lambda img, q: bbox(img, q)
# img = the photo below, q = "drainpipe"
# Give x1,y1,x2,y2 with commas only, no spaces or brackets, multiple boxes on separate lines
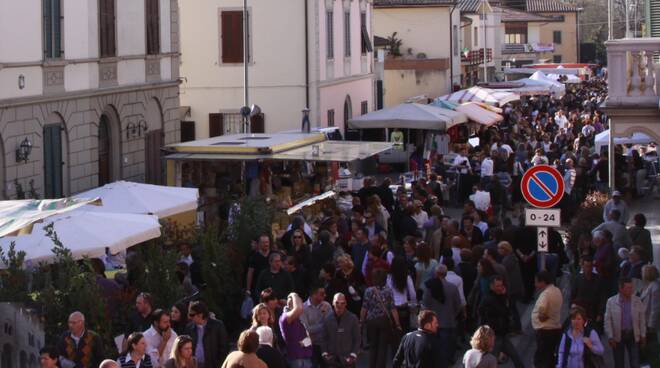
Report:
304,0,310,111
450,3,457,90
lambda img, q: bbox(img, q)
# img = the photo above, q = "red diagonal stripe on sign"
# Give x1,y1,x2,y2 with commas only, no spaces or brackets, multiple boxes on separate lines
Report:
530,173,555,199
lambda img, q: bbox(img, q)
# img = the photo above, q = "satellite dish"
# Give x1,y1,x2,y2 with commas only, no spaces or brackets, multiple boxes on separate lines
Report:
250,104,262,117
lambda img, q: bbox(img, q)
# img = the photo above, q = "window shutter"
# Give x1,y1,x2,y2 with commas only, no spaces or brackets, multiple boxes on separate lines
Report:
361,23,372,53
221,11,244,63
53,0,62,57
180,121,196,142
146,0,160,55
326,11,334,59
553,31,561,44
100,0,116,57
43,0,53,58
209,113,224,137
344,12,351,57
146,0,152,53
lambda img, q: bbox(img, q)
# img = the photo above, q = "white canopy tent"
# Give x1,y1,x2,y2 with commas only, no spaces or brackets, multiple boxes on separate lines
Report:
595,129,656,152
454,103,503,126
513,75,565,97
547,65,582,84
73,181,199,218
0,210,161,267
0,197,100,237
436,86,520,105
529,71,567,91
347,103,467,131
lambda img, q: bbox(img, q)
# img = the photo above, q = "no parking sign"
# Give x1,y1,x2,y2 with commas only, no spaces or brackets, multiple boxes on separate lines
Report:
521,165,564,256
521,165,564,208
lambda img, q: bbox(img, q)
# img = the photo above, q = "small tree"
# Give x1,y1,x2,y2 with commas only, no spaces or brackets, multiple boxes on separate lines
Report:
0,242,30,304
386,32,403,57
132,239,184,309
200,197,273,332
34,225,112,352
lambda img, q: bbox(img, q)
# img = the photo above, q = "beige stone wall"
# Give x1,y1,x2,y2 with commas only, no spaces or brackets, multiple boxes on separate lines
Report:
383,69,448,107
0,84,180,199
538,12,578,63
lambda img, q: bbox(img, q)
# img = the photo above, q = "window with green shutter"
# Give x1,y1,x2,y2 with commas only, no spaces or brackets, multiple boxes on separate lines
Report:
43,0,63,59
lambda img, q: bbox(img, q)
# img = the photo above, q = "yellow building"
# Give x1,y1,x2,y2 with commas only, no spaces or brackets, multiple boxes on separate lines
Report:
528,0,580,63
373,0,461,107
499,0,581,66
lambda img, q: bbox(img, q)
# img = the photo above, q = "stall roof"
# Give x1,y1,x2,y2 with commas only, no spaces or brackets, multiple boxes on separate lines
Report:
347,103,467,130
165,141,394,162
165,132,326,154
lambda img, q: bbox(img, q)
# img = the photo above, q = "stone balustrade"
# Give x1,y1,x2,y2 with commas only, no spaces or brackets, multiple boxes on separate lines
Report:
606,37,660,107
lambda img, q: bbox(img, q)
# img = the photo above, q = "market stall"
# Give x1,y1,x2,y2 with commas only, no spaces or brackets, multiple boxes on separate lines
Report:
164,132,393,226
74,181,199,225
594,129,656,153
347,103,467,166
436,86,520,105
0,197,100,237
453,102,503,126
0,209,161,267
346,103,467,131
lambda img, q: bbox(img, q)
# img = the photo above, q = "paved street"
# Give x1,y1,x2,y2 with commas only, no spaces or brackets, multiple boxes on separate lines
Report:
356,196,660,368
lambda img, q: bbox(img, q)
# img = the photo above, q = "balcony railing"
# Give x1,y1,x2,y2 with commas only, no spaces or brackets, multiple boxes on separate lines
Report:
606,38,660,107
461,48,493,65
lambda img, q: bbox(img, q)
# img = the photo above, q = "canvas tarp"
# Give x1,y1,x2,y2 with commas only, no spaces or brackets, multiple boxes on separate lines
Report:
347,103,467,131
436,86,520,105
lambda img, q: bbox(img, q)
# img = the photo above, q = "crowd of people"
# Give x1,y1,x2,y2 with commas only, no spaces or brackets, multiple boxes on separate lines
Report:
35,76,660,368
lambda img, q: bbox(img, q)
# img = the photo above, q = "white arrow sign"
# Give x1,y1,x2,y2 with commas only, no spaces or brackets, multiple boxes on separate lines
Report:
537,227,549,252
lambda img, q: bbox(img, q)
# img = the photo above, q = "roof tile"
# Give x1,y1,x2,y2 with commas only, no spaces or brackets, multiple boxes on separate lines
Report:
525,0,579,12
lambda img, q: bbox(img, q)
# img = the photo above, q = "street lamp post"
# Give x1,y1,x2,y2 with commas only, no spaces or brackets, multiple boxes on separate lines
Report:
243,0,249,133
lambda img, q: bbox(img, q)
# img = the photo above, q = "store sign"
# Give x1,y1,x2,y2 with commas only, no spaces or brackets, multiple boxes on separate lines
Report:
531,43,555,52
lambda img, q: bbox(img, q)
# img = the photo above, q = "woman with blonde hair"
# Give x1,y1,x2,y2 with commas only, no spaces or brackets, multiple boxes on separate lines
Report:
163,335,197,368
463,325,497,368
335,253,366,315
251,303,274,329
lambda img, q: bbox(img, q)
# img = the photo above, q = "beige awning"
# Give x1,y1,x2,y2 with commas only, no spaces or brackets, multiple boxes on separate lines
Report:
165,141,394,162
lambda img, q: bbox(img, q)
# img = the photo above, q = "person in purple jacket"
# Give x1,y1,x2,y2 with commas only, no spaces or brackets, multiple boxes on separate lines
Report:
279,292,313,368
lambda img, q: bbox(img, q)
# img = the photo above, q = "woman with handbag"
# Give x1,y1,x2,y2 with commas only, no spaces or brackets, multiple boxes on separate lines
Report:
556,306,605,368
360,268,401,368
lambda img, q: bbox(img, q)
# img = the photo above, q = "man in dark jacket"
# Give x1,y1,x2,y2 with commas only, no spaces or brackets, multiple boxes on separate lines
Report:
570,256,605,322
393,310,444,368
186,301,229,368
478,276,524,368
321,293,361,367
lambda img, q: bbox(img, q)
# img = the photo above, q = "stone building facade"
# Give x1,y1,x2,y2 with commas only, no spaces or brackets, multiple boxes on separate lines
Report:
0,0,181,200
0,303,44,368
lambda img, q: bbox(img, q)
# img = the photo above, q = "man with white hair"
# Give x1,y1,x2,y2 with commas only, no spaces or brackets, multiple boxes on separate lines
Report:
255,326,286,368
98,360,119,368
56,311,105,368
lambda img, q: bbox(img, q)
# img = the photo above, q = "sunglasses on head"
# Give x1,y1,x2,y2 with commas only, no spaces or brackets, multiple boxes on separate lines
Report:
188,313,197,318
